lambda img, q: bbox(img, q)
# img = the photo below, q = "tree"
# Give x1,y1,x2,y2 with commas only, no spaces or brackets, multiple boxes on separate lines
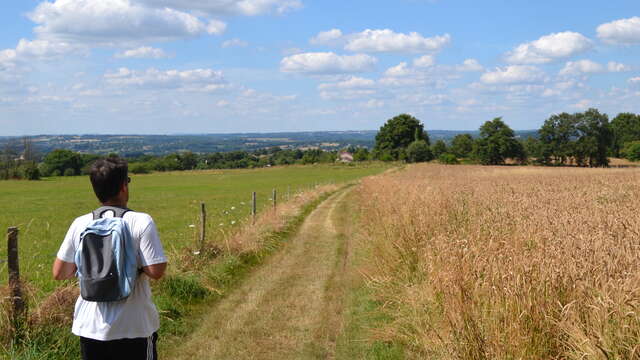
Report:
406,140,433,163
622,141,640,162
374,114,429,161
42,149,83,176
450,134,474,158
538,113,578,165
431,140,448,158
611,112,640,157
353,148,370,161
573,108,612,167
473,117,525,165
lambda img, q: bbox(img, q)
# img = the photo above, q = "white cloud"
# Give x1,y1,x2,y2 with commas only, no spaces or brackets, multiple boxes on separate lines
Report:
114,46,169,58
345,29,450,53
310,29,343,45
607,61,631,72
222,38,249,48
481,65,545,84
413,55,435,68
280,52,377,74
384,62,413,77
362,99,384,108
318,76,375,90
506,31,593,64
29,0,226,45
559,60,604,76
629,77,640,83
319,89,375,100
456,58,483,72
137,0,303,16
597,17,640,45
0,39,84,67
104,67,227,92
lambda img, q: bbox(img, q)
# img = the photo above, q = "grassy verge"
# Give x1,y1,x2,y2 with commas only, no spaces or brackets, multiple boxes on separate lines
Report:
331,188,405,360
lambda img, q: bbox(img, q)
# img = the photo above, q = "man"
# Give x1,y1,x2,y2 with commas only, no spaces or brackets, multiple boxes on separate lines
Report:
53,157,167,360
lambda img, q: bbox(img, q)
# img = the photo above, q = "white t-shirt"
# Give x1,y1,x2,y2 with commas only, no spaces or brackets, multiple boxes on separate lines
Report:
56,210,167,341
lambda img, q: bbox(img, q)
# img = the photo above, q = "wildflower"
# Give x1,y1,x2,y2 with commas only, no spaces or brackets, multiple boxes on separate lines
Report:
193,251,201,255
188,224,195,228
231,220,236,225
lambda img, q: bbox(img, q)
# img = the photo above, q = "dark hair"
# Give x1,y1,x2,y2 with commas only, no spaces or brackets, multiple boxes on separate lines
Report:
90,157,128,203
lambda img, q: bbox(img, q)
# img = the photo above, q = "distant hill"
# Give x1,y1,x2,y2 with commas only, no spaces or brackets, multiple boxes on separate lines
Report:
0,130,539,156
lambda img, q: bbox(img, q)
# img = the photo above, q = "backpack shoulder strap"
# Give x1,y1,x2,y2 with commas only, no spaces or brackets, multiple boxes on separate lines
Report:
92,206,132,220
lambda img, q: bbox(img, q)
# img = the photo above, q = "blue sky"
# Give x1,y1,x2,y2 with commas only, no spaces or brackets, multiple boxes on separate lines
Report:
1,0,639,135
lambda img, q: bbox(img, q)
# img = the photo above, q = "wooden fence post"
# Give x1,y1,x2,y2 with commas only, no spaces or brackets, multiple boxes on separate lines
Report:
7,227,25,336
252,192,257,224
272,189,277,210
199,203,206,253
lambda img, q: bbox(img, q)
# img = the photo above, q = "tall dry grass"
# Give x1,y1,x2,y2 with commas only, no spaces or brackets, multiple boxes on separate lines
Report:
358,164,640,359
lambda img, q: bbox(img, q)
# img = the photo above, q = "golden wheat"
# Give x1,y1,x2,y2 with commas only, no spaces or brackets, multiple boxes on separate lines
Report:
358,164,640,359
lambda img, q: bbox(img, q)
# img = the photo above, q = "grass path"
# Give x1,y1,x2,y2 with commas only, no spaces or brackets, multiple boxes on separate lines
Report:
165,188,358,360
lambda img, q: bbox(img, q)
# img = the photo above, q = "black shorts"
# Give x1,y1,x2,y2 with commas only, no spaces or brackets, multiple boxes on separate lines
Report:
80,332,158,360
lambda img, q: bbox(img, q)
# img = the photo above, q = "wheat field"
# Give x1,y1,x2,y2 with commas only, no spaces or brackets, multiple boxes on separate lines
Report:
358,164,640,359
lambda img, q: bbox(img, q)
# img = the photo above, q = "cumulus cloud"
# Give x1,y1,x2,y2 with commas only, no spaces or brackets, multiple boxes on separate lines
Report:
629,77,640,83
384,62,413,77
317,76,375,90
222,38,249,48
29,0,226,45
413,55,435,68
480,65,545,84
137,0,303,16
0,39,84,66
104,67,227,92
280,52,377,74
607,61,631,72
559,60,632,76
597,17,640,45
456,58,484,72
506,31,593,64
559,60,604,76
310,29,343,45
114,46,170,58
345,29,450,53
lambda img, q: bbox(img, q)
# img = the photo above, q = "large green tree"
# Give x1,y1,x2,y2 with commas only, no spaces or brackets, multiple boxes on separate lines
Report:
43,149,84,176
611,112,640,157
538,109,612,167
450,134,474,158
374,114,429,161
473,117,525,165
573,108,613,167
538,112,577,165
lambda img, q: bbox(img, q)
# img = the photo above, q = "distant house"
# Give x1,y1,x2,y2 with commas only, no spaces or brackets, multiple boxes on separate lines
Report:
338,152,353,163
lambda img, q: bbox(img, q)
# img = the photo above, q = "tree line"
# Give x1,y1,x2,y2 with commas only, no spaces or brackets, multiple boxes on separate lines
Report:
372,109,640,167
0,145,373,180
3,108,639,181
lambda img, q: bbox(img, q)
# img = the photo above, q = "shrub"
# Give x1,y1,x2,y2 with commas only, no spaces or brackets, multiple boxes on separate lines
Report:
438,153,459,164
63,168,76,176
406,140,433,163
130,162,151,174
22,163,41,180
622,141,640,162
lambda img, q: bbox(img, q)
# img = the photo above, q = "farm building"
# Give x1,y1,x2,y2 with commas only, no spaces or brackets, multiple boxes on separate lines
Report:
337,152,353,163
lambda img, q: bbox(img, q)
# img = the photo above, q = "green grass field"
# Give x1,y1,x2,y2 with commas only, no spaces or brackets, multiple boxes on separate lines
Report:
0,163,389,297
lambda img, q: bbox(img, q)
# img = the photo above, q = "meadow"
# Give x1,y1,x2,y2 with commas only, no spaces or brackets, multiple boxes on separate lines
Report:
358,164,640,359
0,163,388,298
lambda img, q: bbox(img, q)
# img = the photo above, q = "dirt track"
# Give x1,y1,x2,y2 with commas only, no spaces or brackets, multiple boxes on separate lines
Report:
167,188,354,360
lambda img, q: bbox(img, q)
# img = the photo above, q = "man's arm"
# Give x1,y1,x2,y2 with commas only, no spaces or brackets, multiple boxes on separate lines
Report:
142,262,167,280
53,258,77,280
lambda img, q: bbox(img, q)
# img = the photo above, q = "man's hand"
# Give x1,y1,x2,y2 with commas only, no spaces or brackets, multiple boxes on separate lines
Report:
53,258,77,280
142,262,167,280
